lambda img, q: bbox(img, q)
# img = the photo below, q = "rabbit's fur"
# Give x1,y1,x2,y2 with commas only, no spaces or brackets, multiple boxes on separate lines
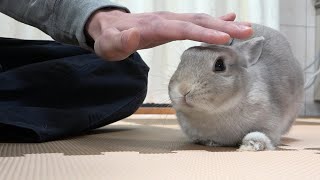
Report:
168,24,304,151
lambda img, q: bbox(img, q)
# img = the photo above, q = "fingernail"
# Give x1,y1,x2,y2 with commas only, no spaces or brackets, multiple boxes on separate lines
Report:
239,25,252,30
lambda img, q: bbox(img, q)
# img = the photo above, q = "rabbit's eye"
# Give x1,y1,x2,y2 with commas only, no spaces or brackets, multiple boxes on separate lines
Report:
214,57,226,72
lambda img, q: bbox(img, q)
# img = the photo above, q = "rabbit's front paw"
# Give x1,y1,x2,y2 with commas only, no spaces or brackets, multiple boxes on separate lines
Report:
238,132,275,151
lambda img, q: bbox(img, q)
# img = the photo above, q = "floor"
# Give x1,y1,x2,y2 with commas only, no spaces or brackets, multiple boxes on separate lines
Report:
0,115,320,180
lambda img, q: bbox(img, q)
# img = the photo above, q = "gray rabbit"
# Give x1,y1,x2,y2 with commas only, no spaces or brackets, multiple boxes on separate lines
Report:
168,24,304,151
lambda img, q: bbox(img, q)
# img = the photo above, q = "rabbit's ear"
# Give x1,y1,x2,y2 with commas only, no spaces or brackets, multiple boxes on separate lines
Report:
235,36,264,67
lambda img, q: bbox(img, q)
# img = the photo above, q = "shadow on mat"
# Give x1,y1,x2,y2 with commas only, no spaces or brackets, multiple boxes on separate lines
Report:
0,125,304,157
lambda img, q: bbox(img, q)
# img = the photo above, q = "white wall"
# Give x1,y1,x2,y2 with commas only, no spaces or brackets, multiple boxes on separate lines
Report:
278,0,317,116
0,13,51,40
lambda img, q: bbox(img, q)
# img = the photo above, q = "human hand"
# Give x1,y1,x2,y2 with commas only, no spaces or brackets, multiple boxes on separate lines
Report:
86,10,253,61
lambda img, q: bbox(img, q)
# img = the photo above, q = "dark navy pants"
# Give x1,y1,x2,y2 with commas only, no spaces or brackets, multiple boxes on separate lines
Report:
0,38,149,142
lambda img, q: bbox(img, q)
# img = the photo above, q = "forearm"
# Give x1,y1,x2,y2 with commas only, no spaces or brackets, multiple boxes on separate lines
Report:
0,0,129,49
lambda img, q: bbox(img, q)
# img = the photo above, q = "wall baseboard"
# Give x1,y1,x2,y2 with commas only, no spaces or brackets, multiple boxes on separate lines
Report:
135,107,175,114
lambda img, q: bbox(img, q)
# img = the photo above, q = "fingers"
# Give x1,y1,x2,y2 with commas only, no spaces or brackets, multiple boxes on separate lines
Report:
94,28,140,61
206,19,253,39
153,20,231,44
155,11,253,39
188,15,253,39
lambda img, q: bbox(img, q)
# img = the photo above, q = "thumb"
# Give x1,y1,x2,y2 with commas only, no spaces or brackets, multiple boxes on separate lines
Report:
94,27,140,61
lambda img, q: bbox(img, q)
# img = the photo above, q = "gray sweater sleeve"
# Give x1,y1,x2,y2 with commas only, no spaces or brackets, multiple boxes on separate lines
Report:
0,0,129,49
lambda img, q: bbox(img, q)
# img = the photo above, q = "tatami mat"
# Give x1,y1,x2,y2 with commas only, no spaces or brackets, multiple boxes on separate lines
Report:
0,116,320,180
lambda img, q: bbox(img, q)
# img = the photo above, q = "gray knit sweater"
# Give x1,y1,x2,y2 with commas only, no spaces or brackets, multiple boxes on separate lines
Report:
0,0,129,49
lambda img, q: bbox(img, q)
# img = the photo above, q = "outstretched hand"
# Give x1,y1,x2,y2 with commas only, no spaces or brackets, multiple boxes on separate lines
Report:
86,10,253,61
